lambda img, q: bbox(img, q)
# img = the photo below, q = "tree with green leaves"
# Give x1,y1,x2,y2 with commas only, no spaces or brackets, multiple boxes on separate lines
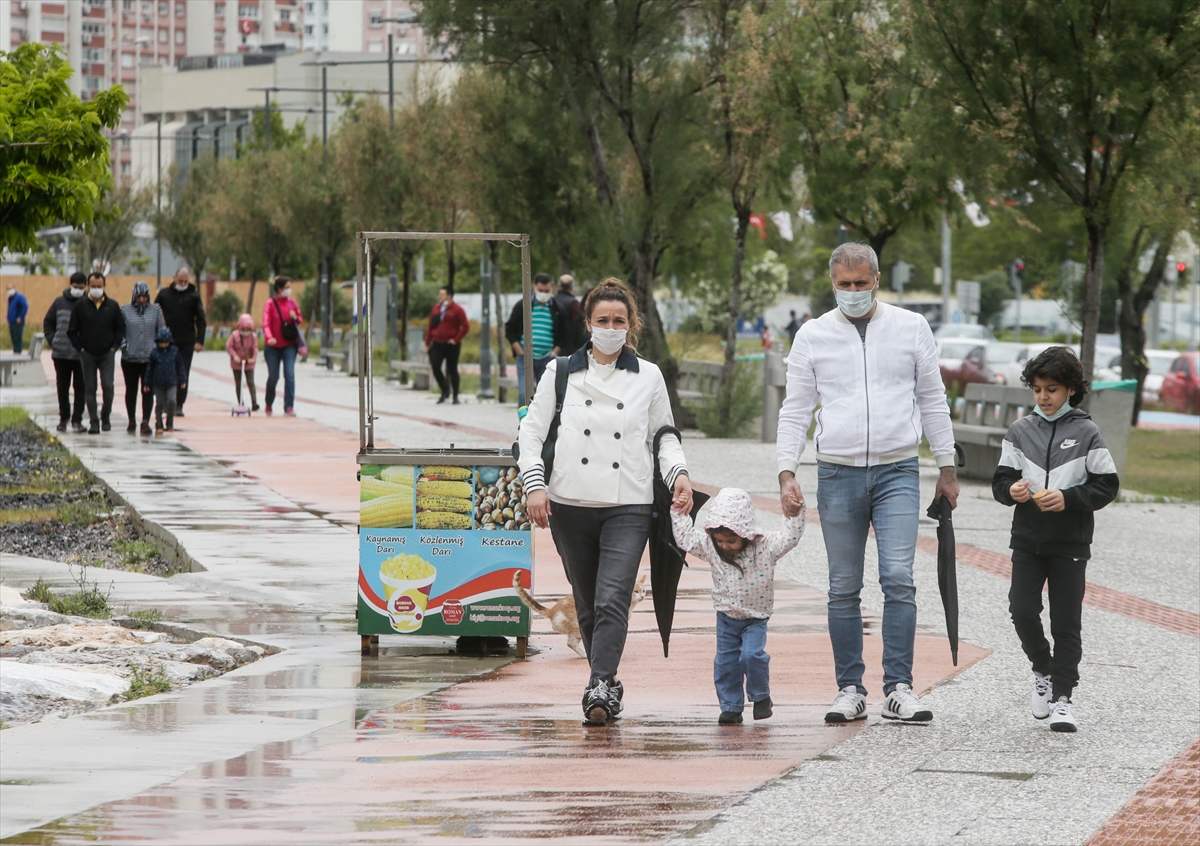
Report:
909,0,1200,383
423,0,711,417
1,43,126,251
699,0,796,430
775,1,947,262
157,158,218,280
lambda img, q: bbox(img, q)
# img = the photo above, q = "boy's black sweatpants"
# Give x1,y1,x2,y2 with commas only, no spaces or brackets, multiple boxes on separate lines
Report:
1009,550,1087,700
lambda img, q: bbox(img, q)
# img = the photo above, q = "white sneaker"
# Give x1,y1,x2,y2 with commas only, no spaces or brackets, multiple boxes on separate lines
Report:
1031,673,1053,720
881,683,933,722
824,685,867,723
1048,697,1077,733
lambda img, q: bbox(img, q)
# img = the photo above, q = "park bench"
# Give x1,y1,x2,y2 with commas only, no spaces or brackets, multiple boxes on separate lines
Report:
389,349,431,391
0,333,46,388
677,359,722,403
952,383,1034,480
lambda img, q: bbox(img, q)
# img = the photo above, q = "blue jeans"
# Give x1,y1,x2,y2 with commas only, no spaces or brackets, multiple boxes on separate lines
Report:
264,343,297,410
715,612,770,713
816,458,920,696
515,353,553,405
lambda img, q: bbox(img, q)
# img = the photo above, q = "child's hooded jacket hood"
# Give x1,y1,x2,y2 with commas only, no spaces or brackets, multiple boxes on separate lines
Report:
155,326,174,344
703,488,763,542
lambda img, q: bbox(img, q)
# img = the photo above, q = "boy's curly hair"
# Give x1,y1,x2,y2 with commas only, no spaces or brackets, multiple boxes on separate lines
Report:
1022,346,1087,407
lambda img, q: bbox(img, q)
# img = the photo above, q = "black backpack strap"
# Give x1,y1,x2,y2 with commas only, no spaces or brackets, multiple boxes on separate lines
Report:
553,354,569,416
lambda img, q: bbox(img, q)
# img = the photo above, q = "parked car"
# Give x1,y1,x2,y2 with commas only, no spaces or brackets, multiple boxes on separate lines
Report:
986,342,1028,386
1159,352,1200,414
938,339,996,392
935,323,996,342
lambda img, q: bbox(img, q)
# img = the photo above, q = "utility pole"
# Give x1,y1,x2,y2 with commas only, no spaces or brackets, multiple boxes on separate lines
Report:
156,114,162,290
320,66,331,355
1191,251,1198,352
386,31,400,363
940,210,952,326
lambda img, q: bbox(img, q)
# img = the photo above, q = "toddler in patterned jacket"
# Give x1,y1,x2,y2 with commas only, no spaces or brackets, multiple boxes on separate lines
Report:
672,488,805,725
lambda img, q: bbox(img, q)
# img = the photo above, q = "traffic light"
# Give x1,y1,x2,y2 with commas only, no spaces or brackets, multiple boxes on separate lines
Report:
1177,262,1188,279
1009,259,1025,294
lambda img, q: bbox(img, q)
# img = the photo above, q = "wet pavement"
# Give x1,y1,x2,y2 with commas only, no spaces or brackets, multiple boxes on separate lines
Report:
2,352,1196,844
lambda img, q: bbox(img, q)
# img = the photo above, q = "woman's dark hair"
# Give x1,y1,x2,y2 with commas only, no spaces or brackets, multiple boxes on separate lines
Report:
273,276,290,293
1022,346,1087,406
706,527,745,571
581,277,642,351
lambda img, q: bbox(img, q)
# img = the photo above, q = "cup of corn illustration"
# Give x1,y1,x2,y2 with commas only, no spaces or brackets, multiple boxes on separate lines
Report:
379,553,437,632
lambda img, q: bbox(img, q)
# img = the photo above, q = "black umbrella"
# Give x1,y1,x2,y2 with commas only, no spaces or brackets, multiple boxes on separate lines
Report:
649,426,710,657
926,495,959,666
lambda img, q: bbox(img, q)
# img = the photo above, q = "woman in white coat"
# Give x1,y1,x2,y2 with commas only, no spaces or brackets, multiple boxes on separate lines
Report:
518,278,693,725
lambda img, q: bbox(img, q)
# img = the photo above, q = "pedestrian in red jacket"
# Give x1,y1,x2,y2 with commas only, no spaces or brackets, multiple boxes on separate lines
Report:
424,286,469,404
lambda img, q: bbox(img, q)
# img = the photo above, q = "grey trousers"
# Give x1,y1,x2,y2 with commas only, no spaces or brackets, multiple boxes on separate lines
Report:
549,501,652,684
79,350,115,425
153,386,177,430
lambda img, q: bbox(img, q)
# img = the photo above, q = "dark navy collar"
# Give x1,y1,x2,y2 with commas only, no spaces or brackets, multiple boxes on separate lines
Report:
565,343,640,374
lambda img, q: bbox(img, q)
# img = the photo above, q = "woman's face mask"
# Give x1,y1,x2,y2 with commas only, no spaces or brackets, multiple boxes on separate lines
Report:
282,287,292,299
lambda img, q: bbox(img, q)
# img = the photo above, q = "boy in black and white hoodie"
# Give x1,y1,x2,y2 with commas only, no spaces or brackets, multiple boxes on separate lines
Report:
992,346,1119,732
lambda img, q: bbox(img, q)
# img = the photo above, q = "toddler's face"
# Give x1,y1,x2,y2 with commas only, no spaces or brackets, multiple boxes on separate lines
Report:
711,528,747,557
157,342,170,350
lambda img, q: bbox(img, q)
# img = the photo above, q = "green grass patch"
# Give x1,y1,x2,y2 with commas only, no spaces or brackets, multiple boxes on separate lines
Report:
0,406,32,428
22,579,55,604
1124,428,1200,501
28,565,114,619
126,608,165,629
125,665,172,700
56,499,104,526
113,539,160,571
0,507,59,524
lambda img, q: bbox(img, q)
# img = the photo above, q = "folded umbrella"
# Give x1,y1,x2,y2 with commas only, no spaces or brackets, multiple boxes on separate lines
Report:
649,426,710,657
926,495,959,666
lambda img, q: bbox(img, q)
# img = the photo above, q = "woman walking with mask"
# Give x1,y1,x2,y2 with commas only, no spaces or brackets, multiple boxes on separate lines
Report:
517,278,692,725
261,276,307,416
120,281,165,434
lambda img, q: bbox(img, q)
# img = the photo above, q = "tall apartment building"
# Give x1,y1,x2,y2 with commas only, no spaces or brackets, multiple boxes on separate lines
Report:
5,1,429,178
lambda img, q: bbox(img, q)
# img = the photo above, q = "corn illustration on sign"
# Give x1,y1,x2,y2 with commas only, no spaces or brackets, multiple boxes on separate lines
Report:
358,463,532,638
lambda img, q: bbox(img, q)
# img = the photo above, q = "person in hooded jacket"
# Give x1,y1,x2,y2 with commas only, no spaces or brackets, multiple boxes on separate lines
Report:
992,346,1119,733
154,267,207,416
120,281,166,435
226,313,260,410
42,272,88,432
67,272,125,434
143,327,188,434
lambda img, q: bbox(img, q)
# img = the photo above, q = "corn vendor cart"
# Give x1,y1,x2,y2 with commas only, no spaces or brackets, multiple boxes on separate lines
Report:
355,231,536,658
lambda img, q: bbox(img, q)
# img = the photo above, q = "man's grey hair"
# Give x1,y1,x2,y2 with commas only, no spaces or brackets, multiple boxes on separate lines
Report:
175,266,191,277
829,243,879,278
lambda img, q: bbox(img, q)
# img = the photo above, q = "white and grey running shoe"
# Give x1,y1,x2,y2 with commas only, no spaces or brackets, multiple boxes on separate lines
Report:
1048,696,1077,733
824,685,867,723
881,683,933,722
1031,673,1053,720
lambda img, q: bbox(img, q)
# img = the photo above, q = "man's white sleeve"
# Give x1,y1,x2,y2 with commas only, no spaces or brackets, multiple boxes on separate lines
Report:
775,333,818,475
913,321,956,467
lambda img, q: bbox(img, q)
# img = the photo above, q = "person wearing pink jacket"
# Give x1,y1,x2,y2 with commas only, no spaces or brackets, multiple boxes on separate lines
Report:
261,276,306,416
226,313,259,411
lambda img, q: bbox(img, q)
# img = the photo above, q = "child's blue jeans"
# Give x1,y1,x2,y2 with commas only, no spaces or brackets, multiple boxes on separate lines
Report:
714,611,770,713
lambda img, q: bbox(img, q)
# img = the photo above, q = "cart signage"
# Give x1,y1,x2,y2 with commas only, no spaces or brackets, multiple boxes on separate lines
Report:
357,462,532,638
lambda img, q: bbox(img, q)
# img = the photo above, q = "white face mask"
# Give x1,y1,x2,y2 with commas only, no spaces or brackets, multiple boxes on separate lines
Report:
69,287,85,298
282,287,292,299
834,285,876,319
173,282,188,291
533,290,552,305
88,287,105,300
6,290,13,299
590,327,627,356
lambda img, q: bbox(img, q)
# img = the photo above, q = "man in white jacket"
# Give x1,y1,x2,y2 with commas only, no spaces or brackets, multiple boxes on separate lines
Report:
777,243,959,724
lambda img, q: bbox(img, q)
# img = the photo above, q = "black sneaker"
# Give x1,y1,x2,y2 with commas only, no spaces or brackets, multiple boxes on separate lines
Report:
88,423,100,434
71,421,86,433
140,422,152,436
719,711,743,725
582,679,622,725
56,421,68,433
753,697,773,720
100,418,111,432
126,421,137,433
175,410,185,417
437,395,448,404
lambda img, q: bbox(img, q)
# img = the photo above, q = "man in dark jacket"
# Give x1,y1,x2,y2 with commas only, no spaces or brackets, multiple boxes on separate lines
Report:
43,272,88,432
7,283,29,354
67,272,125,434
554,274,588,356
505,273,567,401
154,266,207,416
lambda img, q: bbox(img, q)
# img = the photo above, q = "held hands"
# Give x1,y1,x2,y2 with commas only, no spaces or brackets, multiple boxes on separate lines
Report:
1010,480,1032,503
671,475,693,514
527,489,551,529
779,471,805,517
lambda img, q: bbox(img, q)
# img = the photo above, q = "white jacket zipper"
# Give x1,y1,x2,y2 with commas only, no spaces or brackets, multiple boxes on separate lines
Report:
861,334,871,463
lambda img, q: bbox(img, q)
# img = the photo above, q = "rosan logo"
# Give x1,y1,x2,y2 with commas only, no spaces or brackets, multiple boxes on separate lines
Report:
1060,439,1078,450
